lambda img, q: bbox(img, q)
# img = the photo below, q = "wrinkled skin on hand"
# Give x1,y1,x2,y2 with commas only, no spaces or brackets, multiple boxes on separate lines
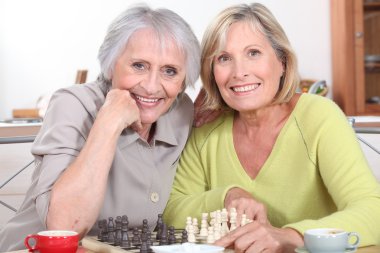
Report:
224,187,268,226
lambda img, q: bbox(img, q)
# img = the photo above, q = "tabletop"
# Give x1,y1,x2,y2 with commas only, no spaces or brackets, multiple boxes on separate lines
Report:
6,244,380,253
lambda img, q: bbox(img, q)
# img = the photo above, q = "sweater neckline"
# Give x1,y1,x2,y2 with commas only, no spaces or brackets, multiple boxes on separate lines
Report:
226,93,305,181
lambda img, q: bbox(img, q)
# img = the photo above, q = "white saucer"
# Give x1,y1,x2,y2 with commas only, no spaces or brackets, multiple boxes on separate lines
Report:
151,243,224,253
295,246,357,253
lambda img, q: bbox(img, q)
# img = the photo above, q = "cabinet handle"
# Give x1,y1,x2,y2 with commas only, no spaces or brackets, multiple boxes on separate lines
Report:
355,32,364,38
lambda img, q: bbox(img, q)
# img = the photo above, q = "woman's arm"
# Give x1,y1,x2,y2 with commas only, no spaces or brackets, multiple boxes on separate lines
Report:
46,89,141,237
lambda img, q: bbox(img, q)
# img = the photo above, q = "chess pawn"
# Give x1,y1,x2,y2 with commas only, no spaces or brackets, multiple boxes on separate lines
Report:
241,214,247,226
201,212,208,222
213,222,221,241
97,220,103,240
221,209,229,236
107,217,116,244
159,223,169,245
146,231,152,247
115,217,122,246
192,217,199,234
229,208,237,231
206,226,215,244
209,211,216,226
168,226,176,244
132,227,141,246
199,219,208,237
121,224,131,248
101,219,108,242
185,216,192,233
142,219,149,233
181,230,188,244
187,224,196,243
140,233,149,253
156,214,163,240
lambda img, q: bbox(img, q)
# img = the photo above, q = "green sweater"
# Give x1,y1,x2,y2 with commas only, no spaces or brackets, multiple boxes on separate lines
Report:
164,94,380,246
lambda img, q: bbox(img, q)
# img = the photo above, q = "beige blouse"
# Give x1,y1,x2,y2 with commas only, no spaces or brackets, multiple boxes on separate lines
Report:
0,81,193,251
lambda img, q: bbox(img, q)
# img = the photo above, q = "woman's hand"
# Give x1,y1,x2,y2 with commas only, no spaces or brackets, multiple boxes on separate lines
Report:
215,222,303,253
225,187,268,226
193,88,222,127
99,89,142,132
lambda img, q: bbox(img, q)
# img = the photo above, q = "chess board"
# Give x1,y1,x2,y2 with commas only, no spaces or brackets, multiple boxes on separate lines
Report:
82,236,234,253
82,232,227,253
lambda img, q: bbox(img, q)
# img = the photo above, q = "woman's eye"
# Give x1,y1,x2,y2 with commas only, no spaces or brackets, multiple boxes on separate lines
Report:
132,62,145,70
217,54,231,63
248,49,260,57
164,67,177,77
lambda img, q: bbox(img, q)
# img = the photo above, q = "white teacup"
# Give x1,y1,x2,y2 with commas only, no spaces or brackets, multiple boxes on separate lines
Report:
304,228,360,253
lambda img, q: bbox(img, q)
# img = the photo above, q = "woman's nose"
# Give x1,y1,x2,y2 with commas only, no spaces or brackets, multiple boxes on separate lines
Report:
143,72,160,94
233,59,249,79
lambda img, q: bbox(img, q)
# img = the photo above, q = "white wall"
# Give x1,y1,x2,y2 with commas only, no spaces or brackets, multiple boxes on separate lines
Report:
0,0,331,120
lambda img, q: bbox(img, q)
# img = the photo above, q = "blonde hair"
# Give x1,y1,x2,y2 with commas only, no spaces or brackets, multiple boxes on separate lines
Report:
200,3,300,110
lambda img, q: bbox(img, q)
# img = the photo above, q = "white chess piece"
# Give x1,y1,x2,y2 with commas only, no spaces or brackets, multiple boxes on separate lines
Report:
241,214,247,226
209,211,216,226
221,208,229,236
229,208,237,231
192,217,199,234
187,224,196,243
199,219,208,237
207,226,215,244
185,216,192,233
213,222,221,240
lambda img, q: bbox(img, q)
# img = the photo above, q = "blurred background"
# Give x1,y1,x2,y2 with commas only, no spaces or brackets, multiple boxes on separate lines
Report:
0,0,331,120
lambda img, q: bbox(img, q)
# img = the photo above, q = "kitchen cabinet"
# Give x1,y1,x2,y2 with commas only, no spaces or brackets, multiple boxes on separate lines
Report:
331,0,380,115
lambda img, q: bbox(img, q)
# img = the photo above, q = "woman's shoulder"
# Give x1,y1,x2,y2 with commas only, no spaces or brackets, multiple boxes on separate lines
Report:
293,93,349,130
50,82,107,119
295,93,344,119
191,111,232,143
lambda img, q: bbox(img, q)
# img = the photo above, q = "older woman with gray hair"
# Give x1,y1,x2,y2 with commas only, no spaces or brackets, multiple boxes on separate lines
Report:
0,4,200,251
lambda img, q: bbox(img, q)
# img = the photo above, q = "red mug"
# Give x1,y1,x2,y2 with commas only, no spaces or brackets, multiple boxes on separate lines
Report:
24,230,79,253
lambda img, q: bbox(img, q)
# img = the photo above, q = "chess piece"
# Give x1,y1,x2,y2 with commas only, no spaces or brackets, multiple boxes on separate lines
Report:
142,219,149,234
199,219,208,237
132,227,141,246
156,215,163,240
159,224,168,245
146,231,153,247
181,230,188,244
168,226,176,244
187,223,196,243
115,216,122,246
213,222,221,241
229,208,237,231
221,208,229,236
241,214,247,226
185,216,192,233
207,226,215,244
101,219,108,242
107,217,116,244
209,211,216,226
97,220,103,240
140,233,149,253
121,218,131,248
192,217,199,234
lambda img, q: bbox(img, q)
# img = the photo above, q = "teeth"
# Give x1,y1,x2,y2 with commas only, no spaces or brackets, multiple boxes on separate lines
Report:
135,95,159,103
232,84,259,92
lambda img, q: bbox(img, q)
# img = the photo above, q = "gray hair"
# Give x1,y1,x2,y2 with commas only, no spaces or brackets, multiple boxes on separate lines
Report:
98,4,200,88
